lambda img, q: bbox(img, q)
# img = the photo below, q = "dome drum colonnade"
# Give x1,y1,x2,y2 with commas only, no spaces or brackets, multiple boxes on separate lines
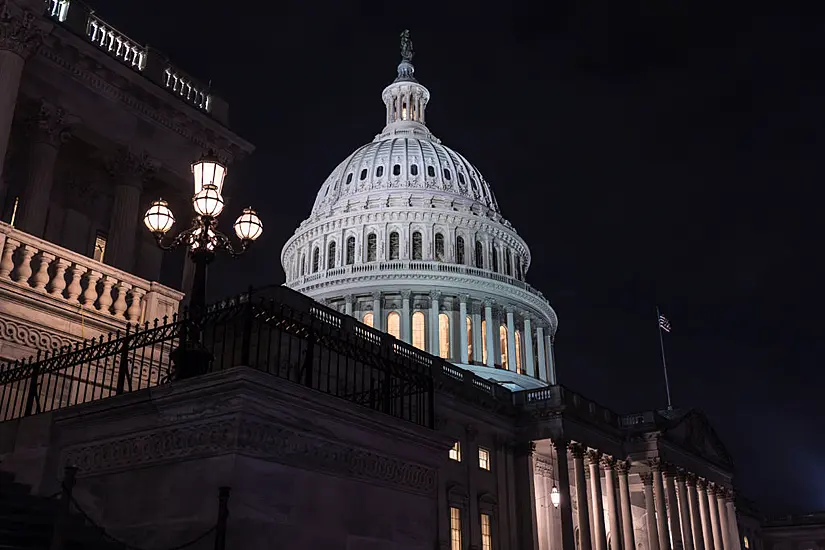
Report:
282,31,558,390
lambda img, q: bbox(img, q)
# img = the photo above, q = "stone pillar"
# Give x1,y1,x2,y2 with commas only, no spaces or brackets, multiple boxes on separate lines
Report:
537,325,548,381
471,303,482,364
344,294,354,317
535,460,548,550
524,315,535,376
18,102,71,237
514,441,539,550
697,480,714,550
372,291,382,331
547,334,557,384
587,451,607,550
664,469,684,550
429,290,440,357
603,458,622,550
652,464,670,550
459,294,469,363
677,474,695,550
687,476,705,550
484,300,495,368
707,485,724,550
553,440,576,550
641,472,661,550
401,290,411,343
571,444,592,550
715,490,730,550
725,493,741,550
617,462,636,550
506,306,517,371
105,148,156,272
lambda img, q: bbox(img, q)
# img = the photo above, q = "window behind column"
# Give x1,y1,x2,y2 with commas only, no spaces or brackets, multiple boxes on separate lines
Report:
499,325,508,369
312,247,320,273
481,320,487,364
435,233,445,261
389,231,400,260
412,231,423,260
466,315,473,362
327,241,336,269
387,311,400,339
346,236,355,265
475,240,483,268
504,248,512,276
492,245,499,272
93,232,107,262
438,313,450,359
412,311,426,350
456,236,465,264
515,331,523,373
366,233,377,262
363,312,374,328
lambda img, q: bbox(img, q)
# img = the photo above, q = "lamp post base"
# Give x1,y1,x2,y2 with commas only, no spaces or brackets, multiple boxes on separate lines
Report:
169,339,213,380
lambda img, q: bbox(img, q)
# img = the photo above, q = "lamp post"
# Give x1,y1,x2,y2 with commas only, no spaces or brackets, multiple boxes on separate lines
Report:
143,152,263,380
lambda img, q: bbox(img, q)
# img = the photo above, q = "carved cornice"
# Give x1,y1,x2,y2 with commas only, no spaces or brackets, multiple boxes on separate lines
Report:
63,418,437,495
534,457,553,477
0,4,45,59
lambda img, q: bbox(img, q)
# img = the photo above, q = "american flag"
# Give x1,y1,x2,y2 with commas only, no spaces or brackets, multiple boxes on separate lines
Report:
658,314,671,333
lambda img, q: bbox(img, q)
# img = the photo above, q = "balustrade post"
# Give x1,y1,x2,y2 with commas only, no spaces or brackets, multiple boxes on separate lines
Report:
65,264,84,303
47,257,70,296
126,287,145,323
112,281,130,317
12,243,35,283
96,274,115,313
49,466,78,550
0,237,18,279
81,269,101,308
31,251,54,291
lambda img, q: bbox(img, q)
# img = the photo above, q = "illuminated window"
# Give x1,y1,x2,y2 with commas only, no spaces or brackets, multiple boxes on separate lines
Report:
449,441,461,461
366,233,377,262
327,242,336,269
346,236,355,265
481,513,492,550
479,447,490,470
450,507,462,550
475,240,483,268
439,313,450,359
466,316,473,362
93,232,107,262
312,247,320,273
481,320,487,364
435,233,445,261
456,236,465,265
363,312,374,328
387,312,400,339
412,311,426,350
412,231,423,260
744,537,750,549
515,331,523,373
500,325,508,369
389,231,400,260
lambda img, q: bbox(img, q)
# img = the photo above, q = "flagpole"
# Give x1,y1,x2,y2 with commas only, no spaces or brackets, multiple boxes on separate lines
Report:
657,306,673,410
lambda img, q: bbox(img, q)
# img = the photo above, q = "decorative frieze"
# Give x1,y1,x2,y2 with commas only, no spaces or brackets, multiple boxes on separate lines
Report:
0,315,76,352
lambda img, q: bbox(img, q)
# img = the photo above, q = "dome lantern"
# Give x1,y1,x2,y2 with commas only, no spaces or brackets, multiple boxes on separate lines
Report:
382,30,431,130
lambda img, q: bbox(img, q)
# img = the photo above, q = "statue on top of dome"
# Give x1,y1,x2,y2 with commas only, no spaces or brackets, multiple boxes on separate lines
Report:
400,29,414,62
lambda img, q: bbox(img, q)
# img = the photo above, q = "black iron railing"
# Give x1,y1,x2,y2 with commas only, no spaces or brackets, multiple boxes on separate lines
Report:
0,285,436,427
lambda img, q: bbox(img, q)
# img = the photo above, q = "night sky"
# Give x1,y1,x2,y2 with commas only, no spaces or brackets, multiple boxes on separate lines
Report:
95,1,824,516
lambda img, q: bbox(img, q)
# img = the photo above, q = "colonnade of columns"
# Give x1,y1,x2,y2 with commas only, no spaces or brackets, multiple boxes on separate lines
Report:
342,290,556,383
536,443,740,550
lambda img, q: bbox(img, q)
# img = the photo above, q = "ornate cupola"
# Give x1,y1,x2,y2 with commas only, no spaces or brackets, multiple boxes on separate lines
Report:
378,30,434,141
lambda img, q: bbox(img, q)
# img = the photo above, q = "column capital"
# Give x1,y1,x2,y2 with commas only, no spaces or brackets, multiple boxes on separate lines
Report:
676,470,689,483
0,5,45,59
696,478,708,491
344,294,354,305
647,458,665,472
600,455,616,470
685,472,698,487
724,488,735,502
568,442,585,459
371,290,382,301
639,471,654,486
458,293,469,304
429,290,441,302
615,460,631,475
106,146,159,187
400,289,411,300
483,297,495,308
505,304,515,315
585,449,601,466
27,100,76,147
551,438,569,452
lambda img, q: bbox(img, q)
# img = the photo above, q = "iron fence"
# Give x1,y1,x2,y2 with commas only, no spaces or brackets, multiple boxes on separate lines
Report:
0,285,435,427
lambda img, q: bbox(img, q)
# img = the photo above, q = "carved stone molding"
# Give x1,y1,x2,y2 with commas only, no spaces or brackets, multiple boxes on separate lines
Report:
0,3,44,59
585,449,601,466
27,100,76,147
534,457,553,477
400,289,411,300
615,460,630,475
63,417,437,496
685,472,698,487
639,471,654,486
568,442,584,459
106,147,159,187
0,316,77,354
600,455,615,470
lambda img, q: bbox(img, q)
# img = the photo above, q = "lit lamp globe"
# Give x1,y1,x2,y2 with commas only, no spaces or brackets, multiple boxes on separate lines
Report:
144,199,175,234
192,184,224,218
550,486,560,508
234,208,263,242
192,152,227,196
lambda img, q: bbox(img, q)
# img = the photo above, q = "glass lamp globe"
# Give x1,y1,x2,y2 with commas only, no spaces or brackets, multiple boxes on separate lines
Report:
234,207,263,241
192,184,224,217
550,486,560,508
191,152,227,196
144,199,175,234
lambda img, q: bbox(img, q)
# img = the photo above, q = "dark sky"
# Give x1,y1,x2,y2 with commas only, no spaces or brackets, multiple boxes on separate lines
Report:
95,1,824,515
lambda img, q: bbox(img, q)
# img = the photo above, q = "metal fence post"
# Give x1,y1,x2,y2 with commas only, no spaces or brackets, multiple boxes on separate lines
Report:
24,351,41,417
49,465,78,550
115,324,132,394
214,486,231,550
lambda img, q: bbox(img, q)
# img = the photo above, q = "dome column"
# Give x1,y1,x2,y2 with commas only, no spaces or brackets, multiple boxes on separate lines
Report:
344,294,354,317
547,333,557,384
506,306,517,371
372,291,383,331
459,294,469,363
484,299,495,368
524,314,535,376
429,290,441,357
537,325,548,381
401,290,411,343
471,303,483,364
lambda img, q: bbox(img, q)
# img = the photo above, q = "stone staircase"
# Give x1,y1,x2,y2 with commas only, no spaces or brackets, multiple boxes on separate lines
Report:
0,469,113,550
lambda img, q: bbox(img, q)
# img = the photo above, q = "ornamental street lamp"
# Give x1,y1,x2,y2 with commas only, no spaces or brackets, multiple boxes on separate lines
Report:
143,152,263,379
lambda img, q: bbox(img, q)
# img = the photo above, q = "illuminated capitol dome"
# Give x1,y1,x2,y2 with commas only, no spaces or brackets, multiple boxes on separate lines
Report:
282,32,557,390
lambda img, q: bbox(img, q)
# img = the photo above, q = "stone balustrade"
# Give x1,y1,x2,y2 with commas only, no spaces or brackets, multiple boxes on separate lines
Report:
0,222,183,325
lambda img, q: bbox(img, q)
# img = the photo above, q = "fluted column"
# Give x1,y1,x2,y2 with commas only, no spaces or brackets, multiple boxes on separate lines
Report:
707,485,724,550
459,294,469,363
697,480,714,550
505,306,517,371
603,457,622,550
641,472,661,550
372,291,383,331
471,302,482,364
617,462,636,550
571,444,593,550
429,290,440,356
344,294,354,316
18,102,72,237
664,469,684,550
715,490,730,550
537,325,548,381
676,474,695,550
400,290,411,343
547,334,557,384
587,451,607,550
524,315,535,376
725,493,741,550
652,464,670,550
484,299,495,367
687,476,705,550
553,440,576,550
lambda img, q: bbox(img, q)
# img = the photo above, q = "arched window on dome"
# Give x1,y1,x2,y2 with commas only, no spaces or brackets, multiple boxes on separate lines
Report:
492,245,500,273
458,172,466,186
504,248,512,277
500,325,508,369
456,236,465,265
471,177,479,198
412,311,426,350
439,313,450,359
366,233,377,262
363,312,374,328
435,233,445,262
389,231,400,260
312,247,320,273
346,173,353,185
427,166,435,178
515,330,523,374
481,320,487,364
393,164,401,176
376,165,384,177
346,236,355,265
387,311,401,339
515,255,523,280
327,241,336,269
443,168,451,180
410,164,418,176
360,169,367,180
412,231,423,260
466,315,473,362
475,240,484,269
